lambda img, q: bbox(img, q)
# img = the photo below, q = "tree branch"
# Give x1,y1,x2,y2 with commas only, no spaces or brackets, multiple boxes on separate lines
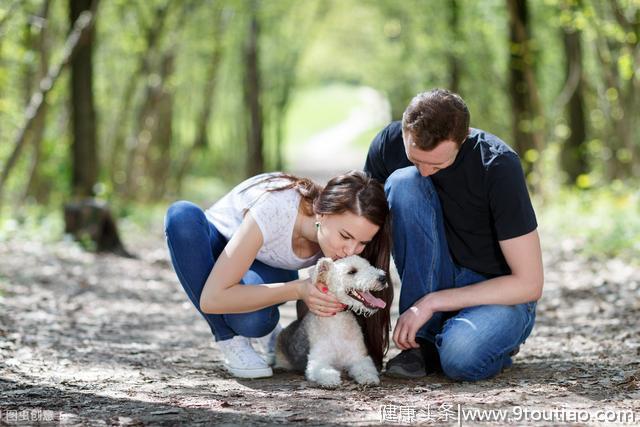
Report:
0,6,98,205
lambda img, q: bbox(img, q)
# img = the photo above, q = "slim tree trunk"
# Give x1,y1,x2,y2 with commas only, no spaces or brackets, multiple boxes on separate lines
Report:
244,2,264,177
560,22,588,184
174,11,225,193
107,3,171,188
69,0,98,198
592,1,639,179
507,0,544,178
23,0,52,203
145,52,174,200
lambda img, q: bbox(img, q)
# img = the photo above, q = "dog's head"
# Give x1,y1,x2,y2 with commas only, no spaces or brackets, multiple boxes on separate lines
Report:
311,255,388,317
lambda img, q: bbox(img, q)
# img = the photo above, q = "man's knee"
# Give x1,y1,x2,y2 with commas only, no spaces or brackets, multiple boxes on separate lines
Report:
437,337,501,382
436,306,526,381
384,167,421,204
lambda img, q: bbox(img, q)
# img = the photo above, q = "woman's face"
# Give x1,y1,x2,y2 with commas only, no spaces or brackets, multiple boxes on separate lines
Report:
316,211,380,260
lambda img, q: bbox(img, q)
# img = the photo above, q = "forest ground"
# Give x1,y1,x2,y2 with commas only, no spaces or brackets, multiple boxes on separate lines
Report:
1,220,639,426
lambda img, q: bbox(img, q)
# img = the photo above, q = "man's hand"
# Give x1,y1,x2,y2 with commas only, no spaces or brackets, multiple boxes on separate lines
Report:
393,299,434,350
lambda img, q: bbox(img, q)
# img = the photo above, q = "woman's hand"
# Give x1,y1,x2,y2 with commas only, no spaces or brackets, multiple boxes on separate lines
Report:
297,277,345,317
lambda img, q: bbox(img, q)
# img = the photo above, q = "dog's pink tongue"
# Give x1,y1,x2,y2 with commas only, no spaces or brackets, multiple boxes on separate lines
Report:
358,291,386,309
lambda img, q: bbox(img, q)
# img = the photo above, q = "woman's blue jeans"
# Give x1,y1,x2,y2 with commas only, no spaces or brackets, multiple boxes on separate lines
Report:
385,167,536,381
164,201,298,341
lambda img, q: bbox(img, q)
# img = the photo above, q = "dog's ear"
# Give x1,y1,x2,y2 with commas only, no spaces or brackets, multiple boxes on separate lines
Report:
315,257,334,284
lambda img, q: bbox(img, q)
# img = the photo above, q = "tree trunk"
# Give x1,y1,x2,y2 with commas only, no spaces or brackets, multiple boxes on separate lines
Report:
64,199,132,257
145,52,174,201
244,2,264,177
174,13,225,193
107,3,171,189
592,1,639,180
65,0,129,255
507,0,544,178
560,22,588,185
69,0,98,198
0,4,96,206
23,0,52,203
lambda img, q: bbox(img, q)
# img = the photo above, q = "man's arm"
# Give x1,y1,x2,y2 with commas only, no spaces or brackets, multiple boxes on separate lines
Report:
393,229,543,349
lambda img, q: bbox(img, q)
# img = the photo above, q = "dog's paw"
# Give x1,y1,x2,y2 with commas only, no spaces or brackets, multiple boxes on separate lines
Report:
348,357,380,386
307,367,341,388
316,375,341,389
354,372,380,386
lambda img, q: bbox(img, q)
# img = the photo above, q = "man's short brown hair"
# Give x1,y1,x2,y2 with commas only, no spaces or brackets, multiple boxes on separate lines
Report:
402,89,470,150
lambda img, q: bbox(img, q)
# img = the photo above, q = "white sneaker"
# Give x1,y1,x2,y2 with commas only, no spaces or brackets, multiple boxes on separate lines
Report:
252,323,283,366
217,336,273,378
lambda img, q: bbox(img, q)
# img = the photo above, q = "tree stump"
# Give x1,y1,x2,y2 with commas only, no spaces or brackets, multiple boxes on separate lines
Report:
63,199,133,257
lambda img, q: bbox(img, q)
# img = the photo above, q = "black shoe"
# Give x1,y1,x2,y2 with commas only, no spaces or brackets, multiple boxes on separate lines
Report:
417,338,442,374
385,348,427,378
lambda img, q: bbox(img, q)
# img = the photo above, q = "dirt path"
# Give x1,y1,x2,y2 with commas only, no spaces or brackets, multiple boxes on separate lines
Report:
288,86,390,184
1,227,639,426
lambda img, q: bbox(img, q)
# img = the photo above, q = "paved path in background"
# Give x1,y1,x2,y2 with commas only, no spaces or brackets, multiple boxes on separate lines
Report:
288,86,391,184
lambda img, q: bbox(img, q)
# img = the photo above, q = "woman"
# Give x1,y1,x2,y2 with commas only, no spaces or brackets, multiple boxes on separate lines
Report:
165,170,392,379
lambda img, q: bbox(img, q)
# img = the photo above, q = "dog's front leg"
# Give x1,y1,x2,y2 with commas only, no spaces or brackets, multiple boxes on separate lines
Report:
306,354,341,388
347,356,380,386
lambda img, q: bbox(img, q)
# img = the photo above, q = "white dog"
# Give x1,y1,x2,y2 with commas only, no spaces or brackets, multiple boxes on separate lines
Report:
275,256,388,388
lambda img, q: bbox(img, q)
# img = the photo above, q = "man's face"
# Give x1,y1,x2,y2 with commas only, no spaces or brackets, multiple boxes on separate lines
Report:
403,131,460,177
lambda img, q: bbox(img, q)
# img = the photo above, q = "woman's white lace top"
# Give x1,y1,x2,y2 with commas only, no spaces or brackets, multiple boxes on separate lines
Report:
205,173,321,270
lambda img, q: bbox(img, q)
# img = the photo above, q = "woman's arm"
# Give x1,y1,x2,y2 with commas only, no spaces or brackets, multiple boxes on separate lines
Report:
199,212,342,316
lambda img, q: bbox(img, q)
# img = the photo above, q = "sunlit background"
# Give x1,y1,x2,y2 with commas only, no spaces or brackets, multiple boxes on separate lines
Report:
0,0,638,260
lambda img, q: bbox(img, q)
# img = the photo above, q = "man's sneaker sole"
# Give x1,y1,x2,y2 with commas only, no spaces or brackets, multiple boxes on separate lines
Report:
225,365,273,379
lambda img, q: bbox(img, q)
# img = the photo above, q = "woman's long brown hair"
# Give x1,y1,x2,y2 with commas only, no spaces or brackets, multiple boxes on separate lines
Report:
250,171,393,370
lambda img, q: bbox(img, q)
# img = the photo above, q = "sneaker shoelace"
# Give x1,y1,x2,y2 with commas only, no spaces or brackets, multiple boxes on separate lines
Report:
226,338,261,365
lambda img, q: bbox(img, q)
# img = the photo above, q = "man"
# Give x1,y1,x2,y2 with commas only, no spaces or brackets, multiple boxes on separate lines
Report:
364,89,543,381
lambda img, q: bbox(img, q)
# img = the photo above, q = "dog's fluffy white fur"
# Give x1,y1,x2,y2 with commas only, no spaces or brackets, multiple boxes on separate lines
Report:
275,255,387,388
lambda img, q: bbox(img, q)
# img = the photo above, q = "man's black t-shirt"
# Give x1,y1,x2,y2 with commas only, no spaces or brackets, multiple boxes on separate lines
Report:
364,121,537,276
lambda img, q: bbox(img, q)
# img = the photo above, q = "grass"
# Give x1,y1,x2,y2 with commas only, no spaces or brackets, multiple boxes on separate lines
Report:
284,83,368,152
539,182,640,262
352,126,383,150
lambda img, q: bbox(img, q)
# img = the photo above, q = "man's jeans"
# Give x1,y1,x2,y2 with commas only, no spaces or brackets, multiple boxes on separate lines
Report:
385,167,536,381
164,201,298,341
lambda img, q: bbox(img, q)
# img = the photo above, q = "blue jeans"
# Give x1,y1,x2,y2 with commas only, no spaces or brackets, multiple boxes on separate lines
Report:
164,201,298,341
385,167,536,381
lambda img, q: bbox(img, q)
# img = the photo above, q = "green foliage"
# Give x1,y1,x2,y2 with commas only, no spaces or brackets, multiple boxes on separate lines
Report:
540,183,640,261
0,204,65,243
284,83,367,150
1,0,639,216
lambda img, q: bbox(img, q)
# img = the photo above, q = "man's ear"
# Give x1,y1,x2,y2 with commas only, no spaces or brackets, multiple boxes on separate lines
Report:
315,257,334,284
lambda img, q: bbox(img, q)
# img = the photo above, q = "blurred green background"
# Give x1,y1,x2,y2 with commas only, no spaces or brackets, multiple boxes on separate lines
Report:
0,0,638,260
